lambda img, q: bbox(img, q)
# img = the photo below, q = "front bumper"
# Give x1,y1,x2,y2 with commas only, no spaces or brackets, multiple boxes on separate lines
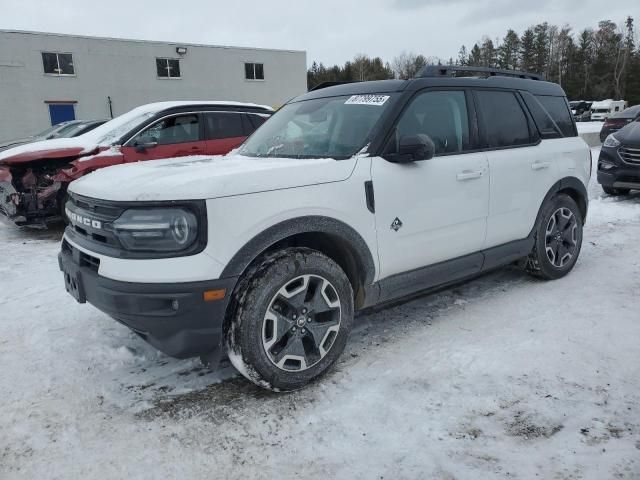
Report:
597,147,640,190
58,241,238,359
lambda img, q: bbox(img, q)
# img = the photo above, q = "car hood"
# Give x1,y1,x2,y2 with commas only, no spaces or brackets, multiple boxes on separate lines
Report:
69,154,359,201
0,137,99,165
0,137,37,152
615,121,640,147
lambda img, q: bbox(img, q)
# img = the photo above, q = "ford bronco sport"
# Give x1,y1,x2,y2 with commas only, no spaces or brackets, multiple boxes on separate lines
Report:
59,66,590,391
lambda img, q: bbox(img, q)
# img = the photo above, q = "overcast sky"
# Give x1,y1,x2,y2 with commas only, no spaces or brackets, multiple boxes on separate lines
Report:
1,0,637,66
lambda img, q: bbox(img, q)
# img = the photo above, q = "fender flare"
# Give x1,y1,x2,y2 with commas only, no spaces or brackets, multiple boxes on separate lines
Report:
220,216,377,286
530,177,589,236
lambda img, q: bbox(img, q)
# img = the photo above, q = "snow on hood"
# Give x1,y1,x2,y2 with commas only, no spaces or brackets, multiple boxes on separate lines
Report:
0,137,99,163
69,154,357,201
0,101,273,164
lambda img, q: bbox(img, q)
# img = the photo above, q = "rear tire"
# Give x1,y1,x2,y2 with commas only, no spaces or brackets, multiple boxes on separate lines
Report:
526,194,583,280
602,186,630,196
225,247,353,391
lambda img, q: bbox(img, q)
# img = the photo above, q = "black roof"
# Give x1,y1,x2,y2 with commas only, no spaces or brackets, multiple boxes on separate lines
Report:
162,103,273,114
297,74,565,103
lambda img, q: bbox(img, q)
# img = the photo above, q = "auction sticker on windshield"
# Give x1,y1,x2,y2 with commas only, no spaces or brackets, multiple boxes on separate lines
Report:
345,95,390,106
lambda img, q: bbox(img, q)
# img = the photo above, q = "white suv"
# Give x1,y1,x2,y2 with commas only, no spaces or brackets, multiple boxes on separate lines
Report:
59,66,591,391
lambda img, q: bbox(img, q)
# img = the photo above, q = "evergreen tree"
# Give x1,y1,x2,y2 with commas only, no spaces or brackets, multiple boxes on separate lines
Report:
468,43,482,66
480,38,497,67
520,28,536,72
457,45,468,66
498,29,520,70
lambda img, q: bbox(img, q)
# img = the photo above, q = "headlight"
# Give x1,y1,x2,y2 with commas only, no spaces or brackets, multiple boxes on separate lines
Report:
603,134,621,148
113,208,198,252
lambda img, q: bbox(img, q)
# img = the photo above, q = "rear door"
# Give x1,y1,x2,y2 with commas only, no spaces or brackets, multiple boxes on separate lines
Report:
121,112,206,162
476,89,558,248
204,111,247,155
372,89,490,279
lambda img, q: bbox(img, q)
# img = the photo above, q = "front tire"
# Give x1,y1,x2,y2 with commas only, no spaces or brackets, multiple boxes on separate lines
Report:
226,248,354,391
527,194,583,280
602,186,630,196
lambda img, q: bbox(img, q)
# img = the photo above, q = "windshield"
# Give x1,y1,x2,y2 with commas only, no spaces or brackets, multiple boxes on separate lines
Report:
91,112,156,145
239,94,394,159
50,122,84,138
35,124,69,138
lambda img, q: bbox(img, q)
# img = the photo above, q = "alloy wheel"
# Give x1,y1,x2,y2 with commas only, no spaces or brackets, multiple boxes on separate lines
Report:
545,207,578,268
262,274,342,372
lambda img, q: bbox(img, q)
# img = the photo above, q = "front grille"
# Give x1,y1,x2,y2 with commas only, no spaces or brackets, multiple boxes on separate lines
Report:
66,193,125,249
619,145,640,165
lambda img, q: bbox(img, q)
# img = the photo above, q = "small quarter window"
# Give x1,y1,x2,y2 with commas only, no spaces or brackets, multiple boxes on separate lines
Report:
535,95,576,137
42,52,75,75
156,58,181,78
245,63,264,80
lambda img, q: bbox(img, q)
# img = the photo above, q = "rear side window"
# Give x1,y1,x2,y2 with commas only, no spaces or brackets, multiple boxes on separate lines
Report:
535,96,576,137
475,90,532,148
205,112,245,140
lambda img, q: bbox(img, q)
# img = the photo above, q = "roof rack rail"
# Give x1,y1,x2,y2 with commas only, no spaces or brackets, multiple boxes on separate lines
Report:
309,81,358,92
416,65,544,81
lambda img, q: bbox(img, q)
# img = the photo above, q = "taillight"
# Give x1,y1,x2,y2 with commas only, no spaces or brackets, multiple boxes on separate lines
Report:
589,149,593,178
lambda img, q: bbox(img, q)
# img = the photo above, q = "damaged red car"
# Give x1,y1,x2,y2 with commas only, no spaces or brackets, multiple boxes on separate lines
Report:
0,101,273,226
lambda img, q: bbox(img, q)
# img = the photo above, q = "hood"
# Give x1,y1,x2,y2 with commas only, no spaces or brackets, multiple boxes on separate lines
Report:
69,154,358,201
0,137,37,152
0,137,99,165
614,121,640,147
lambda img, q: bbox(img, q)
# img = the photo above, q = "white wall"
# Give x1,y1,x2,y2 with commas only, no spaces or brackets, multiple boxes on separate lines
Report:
0,30,307,141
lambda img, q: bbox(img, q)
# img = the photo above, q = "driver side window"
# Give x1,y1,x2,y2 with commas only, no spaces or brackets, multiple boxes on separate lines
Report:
132,114,200,145
392,90,470,156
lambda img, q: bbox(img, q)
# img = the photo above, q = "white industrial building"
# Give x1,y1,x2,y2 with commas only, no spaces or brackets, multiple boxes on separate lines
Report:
0,30,307,141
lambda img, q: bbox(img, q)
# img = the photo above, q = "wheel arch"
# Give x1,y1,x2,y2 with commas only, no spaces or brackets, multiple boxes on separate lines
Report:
532,177,589,234
220,216,377,307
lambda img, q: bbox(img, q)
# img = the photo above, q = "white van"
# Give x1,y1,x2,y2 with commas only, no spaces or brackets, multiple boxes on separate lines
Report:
591,99,627,121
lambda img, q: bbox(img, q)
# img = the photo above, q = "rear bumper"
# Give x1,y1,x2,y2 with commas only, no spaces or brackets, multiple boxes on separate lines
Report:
58,242,237,359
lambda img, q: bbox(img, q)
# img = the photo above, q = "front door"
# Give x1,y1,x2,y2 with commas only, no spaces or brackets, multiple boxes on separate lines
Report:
121,113,206,162
372,89,489,280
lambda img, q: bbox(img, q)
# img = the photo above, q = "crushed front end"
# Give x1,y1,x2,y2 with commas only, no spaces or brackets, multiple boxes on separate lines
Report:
0,163,65,227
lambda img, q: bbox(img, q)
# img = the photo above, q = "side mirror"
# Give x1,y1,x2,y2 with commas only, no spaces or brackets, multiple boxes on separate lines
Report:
134,136,158,153
384,134,435,163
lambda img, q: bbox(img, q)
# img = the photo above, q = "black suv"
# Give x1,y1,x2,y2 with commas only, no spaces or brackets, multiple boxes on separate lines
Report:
597,119,640,195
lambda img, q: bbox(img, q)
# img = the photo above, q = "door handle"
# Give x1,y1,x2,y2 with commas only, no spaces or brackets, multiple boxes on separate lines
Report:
456,170,483,181
531,161,551,170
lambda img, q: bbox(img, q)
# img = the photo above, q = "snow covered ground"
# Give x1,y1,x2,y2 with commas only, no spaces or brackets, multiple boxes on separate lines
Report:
576,121,604,135
1,148,639,479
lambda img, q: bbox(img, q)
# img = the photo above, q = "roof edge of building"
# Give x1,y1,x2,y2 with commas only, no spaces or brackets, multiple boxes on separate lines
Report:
0,29,306,55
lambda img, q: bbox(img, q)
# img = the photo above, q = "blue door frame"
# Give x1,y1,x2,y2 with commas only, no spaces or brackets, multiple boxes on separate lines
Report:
48,103,76,125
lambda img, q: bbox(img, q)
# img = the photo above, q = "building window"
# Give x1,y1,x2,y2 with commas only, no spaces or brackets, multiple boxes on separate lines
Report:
42,52,75,76
245,63,264,80
156,58,181,78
